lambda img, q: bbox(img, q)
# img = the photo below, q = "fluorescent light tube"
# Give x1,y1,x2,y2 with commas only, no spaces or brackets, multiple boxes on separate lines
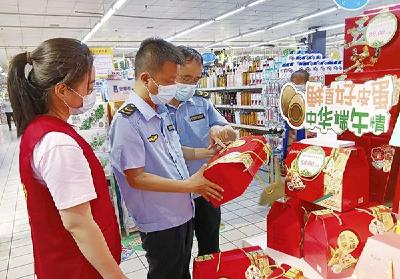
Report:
216,6,246,21
166,20,215,41
242,29,265,37
113,0,128,10
292,30,316,37
268,19,298,30
300,7,338,21
247,0,267,7
318,23,345,31
82,0,129,43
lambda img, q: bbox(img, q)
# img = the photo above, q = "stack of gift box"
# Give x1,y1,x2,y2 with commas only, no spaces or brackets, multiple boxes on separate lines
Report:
268,4,400,278
193,135,309,278
267,139,399,278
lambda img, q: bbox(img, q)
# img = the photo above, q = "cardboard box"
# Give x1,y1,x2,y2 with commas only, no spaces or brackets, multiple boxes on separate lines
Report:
353,232,400,279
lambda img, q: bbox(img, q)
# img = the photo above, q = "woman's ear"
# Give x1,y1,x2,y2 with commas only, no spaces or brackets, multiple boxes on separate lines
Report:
53,83,68,99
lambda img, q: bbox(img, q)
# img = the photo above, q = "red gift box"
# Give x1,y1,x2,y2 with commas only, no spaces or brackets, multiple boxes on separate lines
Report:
303,205,396,278
193,246,275,279
204,136,270,207
285,142,369,212
267,198,321,258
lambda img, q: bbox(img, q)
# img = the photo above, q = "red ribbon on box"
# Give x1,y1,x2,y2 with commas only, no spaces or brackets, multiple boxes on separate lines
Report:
204,136,271,207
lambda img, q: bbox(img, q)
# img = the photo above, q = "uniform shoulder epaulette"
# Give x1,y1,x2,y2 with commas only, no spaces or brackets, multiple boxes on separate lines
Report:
194,90,210,99
118,104,137,117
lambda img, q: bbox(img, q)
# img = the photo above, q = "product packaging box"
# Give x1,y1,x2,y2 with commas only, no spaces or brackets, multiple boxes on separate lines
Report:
353,232,400,279
303,205,395,278
285,142,369,212
267,197,321,258
204,136,271,207
193,246,275,279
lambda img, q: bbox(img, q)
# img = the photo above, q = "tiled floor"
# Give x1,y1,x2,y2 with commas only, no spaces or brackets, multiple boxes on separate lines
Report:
0,124,269,279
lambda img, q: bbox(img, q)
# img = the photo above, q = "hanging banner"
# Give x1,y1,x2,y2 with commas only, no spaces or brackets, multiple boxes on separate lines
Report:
279,75,397,136
304,75,395,136
90,47,114,79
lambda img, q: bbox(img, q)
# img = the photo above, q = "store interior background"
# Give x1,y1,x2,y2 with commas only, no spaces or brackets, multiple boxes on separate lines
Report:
1,0,400,278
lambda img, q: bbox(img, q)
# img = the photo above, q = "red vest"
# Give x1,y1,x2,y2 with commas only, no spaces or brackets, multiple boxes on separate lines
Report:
20,115,121,279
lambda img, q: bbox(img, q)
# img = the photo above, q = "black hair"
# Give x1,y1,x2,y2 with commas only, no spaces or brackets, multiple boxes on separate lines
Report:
134,38,185,79
7,38,93,136
177,46,203,65
290,69,310,82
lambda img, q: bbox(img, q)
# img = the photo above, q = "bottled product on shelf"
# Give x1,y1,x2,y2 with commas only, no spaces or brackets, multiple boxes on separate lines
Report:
211,91,263,106
199,58,264,88
263,79,286,130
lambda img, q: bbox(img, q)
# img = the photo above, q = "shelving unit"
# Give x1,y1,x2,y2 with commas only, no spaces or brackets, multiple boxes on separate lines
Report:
196,85,264,91
230,123,267,131
214,104,264,110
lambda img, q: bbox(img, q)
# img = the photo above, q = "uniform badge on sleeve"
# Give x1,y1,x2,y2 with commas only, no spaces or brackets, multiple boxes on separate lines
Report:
147,134,159,142
119,104,136,117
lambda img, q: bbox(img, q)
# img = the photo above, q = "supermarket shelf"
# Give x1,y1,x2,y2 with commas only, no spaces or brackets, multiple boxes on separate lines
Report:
196,85,263,91
231,123,267,131
215,104,264,110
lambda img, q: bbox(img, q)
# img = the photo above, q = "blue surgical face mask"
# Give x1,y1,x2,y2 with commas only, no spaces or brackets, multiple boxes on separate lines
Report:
174,83,197,102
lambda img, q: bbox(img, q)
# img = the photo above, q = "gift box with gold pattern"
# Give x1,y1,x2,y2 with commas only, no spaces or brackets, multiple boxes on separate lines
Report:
205,136,271,207
303,205,396,278
285,142,369,212
267,198,322,258
193,246,276,279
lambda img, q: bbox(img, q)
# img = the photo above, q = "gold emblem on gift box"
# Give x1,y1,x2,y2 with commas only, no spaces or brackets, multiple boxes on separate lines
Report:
328,230,359,274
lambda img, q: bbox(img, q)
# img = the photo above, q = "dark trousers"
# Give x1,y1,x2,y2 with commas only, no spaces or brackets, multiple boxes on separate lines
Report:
5,112,13,130
140,220,193,279
194,197,221,256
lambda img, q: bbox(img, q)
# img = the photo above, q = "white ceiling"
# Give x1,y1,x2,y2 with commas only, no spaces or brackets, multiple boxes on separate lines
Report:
0,0,398,69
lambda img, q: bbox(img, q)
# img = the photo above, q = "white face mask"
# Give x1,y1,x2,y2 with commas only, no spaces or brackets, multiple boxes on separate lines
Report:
146,78,177,105
175,83,197,102
66,87,96,115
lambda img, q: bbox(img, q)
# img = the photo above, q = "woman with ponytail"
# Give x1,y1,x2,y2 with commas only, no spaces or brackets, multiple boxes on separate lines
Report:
7,38,126,279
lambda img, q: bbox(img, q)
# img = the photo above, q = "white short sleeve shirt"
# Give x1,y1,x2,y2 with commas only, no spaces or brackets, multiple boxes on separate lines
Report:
31,132,97,210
